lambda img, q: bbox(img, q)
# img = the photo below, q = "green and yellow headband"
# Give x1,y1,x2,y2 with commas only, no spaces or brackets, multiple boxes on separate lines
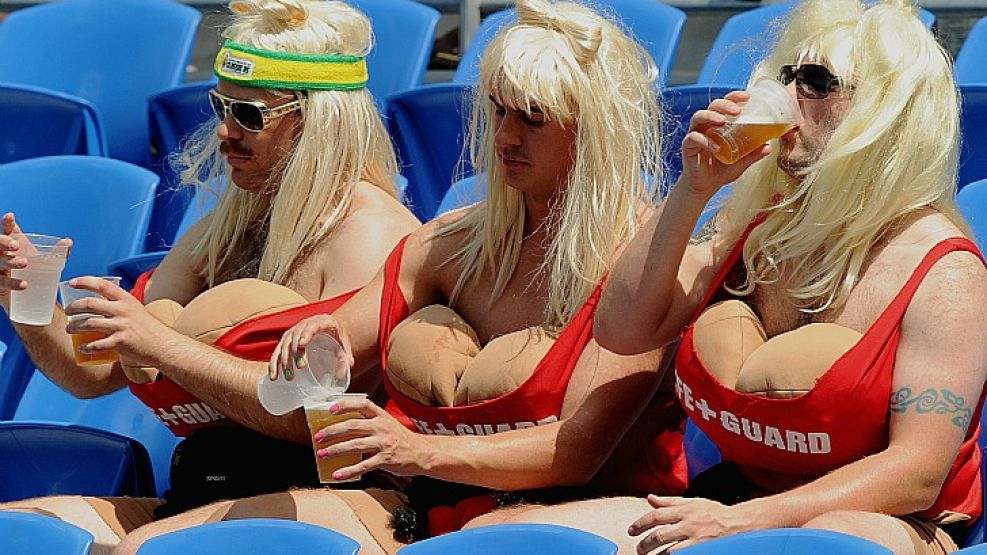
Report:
214,40,368,91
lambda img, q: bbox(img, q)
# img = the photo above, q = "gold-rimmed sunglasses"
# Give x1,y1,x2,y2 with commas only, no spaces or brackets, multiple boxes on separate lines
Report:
208,89,302,132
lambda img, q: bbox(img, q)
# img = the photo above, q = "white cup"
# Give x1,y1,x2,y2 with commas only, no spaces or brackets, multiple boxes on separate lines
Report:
8,233,70,326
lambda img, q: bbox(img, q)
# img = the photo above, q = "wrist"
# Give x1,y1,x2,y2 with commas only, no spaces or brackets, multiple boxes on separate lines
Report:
736,497,792,530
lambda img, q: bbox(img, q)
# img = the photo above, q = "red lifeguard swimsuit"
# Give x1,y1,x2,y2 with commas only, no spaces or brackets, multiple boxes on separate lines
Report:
128,270,358,437
676,231,986,522
377,236,689,533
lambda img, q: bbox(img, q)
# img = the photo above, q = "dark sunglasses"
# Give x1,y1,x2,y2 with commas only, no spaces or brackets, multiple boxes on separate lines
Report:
208,89,301,132
778,64,846,99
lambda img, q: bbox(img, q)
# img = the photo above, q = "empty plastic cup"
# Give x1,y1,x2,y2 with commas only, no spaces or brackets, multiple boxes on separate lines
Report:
58,277,122,366
706,78,800,165
8,233,70,326
258,333,351,416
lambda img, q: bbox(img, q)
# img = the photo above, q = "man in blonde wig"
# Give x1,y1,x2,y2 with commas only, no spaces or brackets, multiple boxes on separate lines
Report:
0,0,417,551
110,0,689,553
494,0,987,554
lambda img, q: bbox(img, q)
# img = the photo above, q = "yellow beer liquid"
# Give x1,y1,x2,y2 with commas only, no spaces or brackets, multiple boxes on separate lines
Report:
70,330,119,366
305,406,363,484
707,122,794,165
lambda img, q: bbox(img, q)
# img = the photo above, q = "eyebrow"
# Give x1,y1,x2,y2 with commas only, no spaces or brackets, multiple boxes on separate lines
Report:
487,95,544,114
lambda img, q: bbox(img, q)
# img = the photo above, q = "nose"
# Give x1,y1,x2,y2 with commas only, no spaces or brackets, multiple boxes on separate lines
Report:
217,113,243,141
494,112,523,149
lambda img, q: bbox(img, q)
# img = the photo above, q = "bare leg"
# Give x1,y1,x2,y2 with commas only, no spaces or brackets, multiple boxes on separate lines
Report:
1,495,160,555
804,511,957,555
465,497,654,555
113,488,407,555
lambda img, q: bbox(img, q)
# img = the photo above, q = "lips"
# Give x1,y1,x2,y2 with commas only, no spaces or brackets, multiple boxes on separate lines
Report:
498,152,529,167
221,142,253,167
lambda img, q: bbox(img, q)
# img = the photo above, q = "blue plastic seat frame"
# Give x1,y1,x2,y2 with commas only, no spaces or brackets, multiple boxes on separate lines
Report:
676,528,892,554
136,518,360,555
145,80,216,251
453,0,687,88
0,511,94,555
348,0,439,107
397,523,618,555
0,0,201,166
0,82,107,164
696,1,934,87
960,85,987,191
956,17,987,86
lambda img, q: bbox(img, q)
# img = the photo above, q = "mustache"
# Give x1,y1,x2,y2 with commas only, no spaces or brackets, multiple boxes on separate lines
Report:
497,149,528,163
220,142,252,157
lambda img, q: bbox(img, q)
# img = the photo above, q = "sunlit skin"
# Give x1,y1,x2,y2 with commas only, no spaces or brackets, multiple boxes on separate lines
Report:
216,80,303,194
491,96,577,229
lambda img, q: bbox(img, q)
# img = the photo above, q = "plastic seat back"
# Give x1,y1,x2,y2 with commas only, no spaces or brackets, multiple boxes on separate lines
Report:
0,422,156,501
960,85,987,191
387,83,475,220
0,82,107,163
957,17,987,86
697,1,934,87
0,0,201,165
0,511,94,555
0,155,157,277
136,518,361,555
454,1,686,88
145,80,216,251
958,178,987,250
349,0,439,105
684,418,721,481
436,174,487,216
675,528,892,554
662,84,737,182
399,523,617,554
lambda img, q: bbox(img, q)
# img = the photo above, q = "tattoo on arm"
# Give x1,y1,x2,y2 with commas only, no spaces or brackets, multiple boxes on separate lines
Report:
689,212,718,245
890,387,973,431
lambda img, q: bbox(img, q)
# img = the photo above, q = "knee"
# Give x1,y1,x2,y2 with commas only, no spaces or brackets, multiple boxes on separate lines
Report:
803,510,870,536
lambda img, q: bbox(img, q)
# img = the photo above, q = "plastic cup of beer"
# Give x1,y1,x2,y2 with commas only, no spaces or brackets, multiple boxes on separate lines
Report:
304,393,368,484
58,277,121,366
706,78,800,165
8,233,70,326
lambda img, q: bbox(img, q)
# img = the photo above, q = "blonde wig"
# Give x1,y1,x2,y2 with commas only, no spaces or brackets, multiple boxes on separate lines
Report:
439,0,662,330
174,0,399,287
720,0,968,311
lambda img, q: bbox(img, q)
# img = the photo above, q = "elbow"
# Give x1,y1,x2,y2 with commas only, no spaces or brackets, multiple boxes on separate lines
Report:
903,477,947,514
593,315,664,356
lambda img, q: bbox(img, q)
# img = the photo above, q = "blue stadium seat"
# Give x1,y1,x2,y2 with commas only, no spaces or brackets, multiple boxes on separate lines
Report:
398,524,618,555
0,82,106,163
145,81,216,251
675,528,891,554
0,511,94,555
662,85,737,183
960,85,987,191
436,174,487,216
0,156,176,496
696,1,934,87
956,17,987,85
349,0,439,106
0,422,155,501
0,0,201,166
958,178,987,251
684,418,721,481
453,0,687,88
387,83,475,220
136,519,360,555
109,181,222,291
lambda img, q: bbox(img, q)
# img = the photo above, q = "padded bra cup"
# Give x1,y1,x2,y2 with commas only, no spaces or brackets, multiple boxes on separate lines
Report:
386,304,556,407
693,300,863,398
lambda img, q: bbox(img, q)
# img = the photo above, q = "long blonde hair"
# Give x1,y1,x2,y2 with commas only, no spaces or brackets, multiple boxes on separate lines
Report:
721,0,968,311
174,0,399,287
439,0,662,330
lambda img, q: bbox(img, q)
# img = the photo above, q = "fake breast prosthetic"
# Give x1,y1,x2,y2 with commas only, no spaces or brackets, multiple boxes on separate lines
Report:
693,300,862,398
122,278,307,384
386,305,556,407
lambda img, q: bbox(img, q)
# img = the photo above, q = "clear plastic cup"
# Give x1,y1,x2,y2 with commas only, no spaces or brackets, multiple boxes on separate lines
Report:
8,233,70,326
304,393,367,484
58,277,121,366
706,78,800,165
258,333,351,415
